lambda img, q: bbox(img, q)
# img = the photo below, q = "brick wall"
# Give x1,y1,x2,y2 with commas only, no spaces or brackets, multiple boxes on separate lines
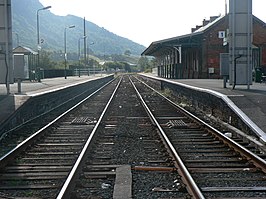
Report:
202,16,228,78
253,17,266,72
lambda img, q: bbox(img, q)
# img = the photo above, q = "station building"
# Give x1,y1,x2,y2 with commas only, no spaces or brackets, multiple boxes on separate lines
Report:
13,46,38,81
142,14,266,79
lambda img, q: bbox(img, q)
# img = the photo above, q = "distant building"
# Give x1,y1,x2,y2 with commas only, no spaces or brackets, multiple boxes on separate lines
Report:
142,15,266,79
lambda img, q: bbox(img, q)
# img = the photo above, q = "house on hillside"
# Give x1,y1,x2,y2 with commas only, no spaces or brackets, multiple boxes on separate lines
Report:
142,14,266,79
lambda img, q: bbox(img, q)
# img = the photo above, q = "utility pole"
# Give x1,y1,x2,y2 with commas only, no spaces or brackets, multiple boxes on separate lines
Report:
0,0,12,95
83,17,87,69
225,0,228,15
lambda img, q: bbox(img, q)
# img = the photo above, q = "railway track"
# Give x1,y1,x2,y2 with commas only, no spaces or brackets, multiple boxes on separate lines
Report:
0,78,119,198
0,74,266,198
132,75,266,198
0,80,109,157
60,75,190,199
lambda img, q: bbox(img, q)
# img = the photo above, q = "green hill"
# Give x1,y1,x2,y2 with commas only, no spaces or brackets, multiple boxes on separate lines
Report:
12,0,146,56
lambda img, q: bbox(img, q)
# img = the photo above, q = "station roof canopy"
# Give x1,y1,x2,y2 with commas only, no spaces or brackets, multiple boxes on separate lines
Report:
13,46,37,55
141,15,224,57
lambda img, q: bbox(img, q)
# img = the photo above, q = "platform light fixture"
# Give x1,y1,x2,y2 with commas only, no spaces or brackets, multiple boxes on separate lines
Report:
64,25,75,79
88,41,94,75
78,36,87,76
37,5,51,82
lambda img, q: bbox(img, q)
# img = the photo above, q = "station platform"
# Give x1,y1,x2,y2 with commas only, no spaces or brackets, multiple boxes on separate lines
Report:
1,73,266,144
0,75,110,125
143,73,266,143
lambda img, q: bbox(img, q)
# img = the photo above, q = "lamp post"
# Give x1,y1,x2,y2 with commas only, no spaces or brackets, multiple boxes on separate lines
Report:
87,42,95,75
64,25,75,79
12,32,19,47
37,5,51,81
78,36,86,76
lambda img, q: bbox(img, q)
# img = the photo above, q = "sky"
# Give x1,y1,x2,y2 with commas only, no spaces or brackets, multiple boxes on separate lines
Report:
39,0,265,47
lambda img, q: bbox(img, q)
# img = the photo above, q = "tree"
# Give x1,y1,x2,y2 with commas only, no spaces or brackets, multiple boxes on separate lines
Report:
124,50,131,56
123,62,131,72
104,62,119,71
138,56,151,72
104,61,132,72
39,51,55,69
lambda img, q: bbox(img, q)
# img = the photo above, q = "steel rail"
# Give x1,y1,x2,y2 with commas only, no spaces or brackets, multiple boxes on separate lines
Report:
129,76,205,199
135,75,266,173
0,78,116,169
56,76,123,199
0,81,100,143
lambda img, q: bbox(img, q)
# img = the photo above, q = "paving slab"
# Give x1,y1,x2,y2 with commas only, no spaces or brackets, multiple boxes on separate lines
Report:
113,165,132,199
